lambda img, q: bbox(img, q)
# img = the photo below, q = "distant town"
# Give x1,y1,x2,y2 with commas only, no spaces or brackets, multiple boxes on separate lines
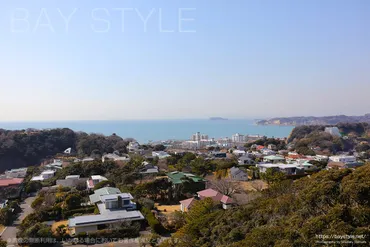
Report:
0,123,369,246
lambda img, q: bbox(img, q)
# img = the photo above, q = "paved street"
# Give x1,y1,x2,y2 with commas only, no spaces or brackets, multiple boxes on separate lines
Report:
0,196,36,247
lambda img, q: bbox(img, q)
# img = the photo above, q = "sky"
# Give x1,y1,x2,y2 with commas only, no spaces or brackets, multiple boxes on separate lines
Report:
0,0,369,121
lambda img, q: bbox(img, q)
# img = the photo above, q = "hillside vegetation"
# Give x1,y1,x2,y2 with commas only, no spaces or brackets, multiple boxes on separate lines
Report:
161,164,370,247
287,123,370,156
0,128,131,172
257,114,370,126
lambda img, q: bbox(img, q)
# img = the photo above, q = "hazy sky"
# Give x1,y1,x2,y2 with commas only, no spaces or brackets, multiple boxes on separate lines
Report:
0,0,369,121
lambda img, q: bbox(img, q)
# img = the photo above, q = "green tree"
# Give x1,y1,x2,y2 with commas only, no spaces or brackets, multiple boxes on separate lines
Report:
25,181,42,194
260,168,286,185
0,240,7,247
94,180,116,190
0,208,13,226
65,194,82,210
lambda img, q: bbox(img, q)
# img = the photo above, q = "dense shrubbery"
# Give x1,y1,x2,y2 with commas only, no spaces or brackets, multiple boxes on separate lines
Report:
61,206,95,218
0,128,131,172
161,164,370,247
75,222,141,243
141,207,165,234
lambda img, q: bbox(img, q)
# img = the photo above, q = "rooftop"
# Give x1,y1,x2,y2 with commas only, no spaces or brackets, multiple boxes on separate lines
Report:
166,171,206,184
100,193,133,202
68,210,144,227
91,175,108,181
41,170,55,175
197,188,233,204
0,178,24,187
179,198,196,208
263,155,285,160
89,187,121,204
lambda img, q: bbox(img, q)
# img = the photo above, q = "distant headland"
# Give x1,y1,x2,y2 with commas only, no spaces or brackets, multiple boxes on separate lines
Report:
255,114,370,126
209,117,228,121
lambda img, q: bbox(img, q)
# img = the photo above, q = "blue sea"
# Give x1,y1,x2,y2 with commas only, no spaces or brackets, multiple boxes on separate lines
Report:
0,120,294,144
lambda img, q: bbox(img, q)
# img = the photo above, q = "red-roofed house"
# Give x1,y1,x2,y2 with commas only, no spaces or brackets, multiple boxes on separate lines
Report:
256,145,265,151
179,198,196,212
197,189,233,209
179,188,234,212
0,178,24,188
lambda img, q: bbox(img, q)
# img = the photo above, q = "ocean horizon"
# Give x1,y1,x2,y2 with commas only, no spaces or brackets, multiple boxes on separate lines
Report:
0,119,294,144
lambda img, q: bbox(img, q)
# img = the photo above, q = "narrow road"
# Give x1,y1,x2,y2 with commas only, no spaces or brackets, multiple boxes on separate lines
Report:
0,196,36,246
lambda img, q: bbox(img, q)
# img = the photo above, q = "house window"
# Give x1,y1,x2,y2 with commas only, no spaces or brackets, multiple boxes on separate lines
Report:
123,200,129,205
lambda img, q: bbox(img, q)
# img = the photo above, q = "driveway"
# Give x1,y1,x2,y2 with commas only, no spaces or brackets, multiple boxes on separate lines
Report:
0,196,36,246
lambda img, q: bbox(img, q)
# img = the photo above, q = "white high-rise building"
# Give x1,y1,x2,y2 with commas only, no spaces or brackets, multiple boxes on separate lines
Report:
191,132,201,141
232,133,245,143
201,134,209,140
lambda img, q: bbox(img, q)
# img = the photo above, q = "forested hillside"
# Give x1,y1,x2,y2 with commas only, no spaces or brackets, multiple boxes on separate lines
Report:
286,123,370,156
161,164,370,247
0,128,130,172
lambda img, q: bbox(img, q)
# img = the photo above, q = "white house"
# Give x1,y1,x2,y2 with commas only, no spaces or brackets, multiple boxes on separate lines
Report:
69,187,143,235
152,151,171,159
263,155,285,164
86,175,108,189
257,164,304,175
31,170,56,181
232,150,246,156
5,168,28,178
102,153,130,163
127,142,141,153
261,149,276,156
329,155,356,164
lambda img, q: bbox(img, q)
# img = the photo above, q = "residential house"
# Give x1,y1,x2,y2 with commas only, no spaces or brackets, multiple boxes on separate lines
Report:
263,155,285,164
166,171,206,190
89,187,137,210
212,152,227,158
139,161,159,175
232,150,246,157
0,178,24,199
267,144,277,150
180,188,234,212
127,142,142,153
102,153,130,163
31,170,55,181
179,198,196,212
4,168,28,178
45,159,63,170
69,187,143,235
152,151,171,159
261,148,276,156
82,157,95,163
296,161,318,172
257,164,304,175
86,175,108,189
0,200,8,209
329,155,356,164
230,167,248,181
238,155,254,165
198,189,234,209
0,178,24,189
56,175,88,188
